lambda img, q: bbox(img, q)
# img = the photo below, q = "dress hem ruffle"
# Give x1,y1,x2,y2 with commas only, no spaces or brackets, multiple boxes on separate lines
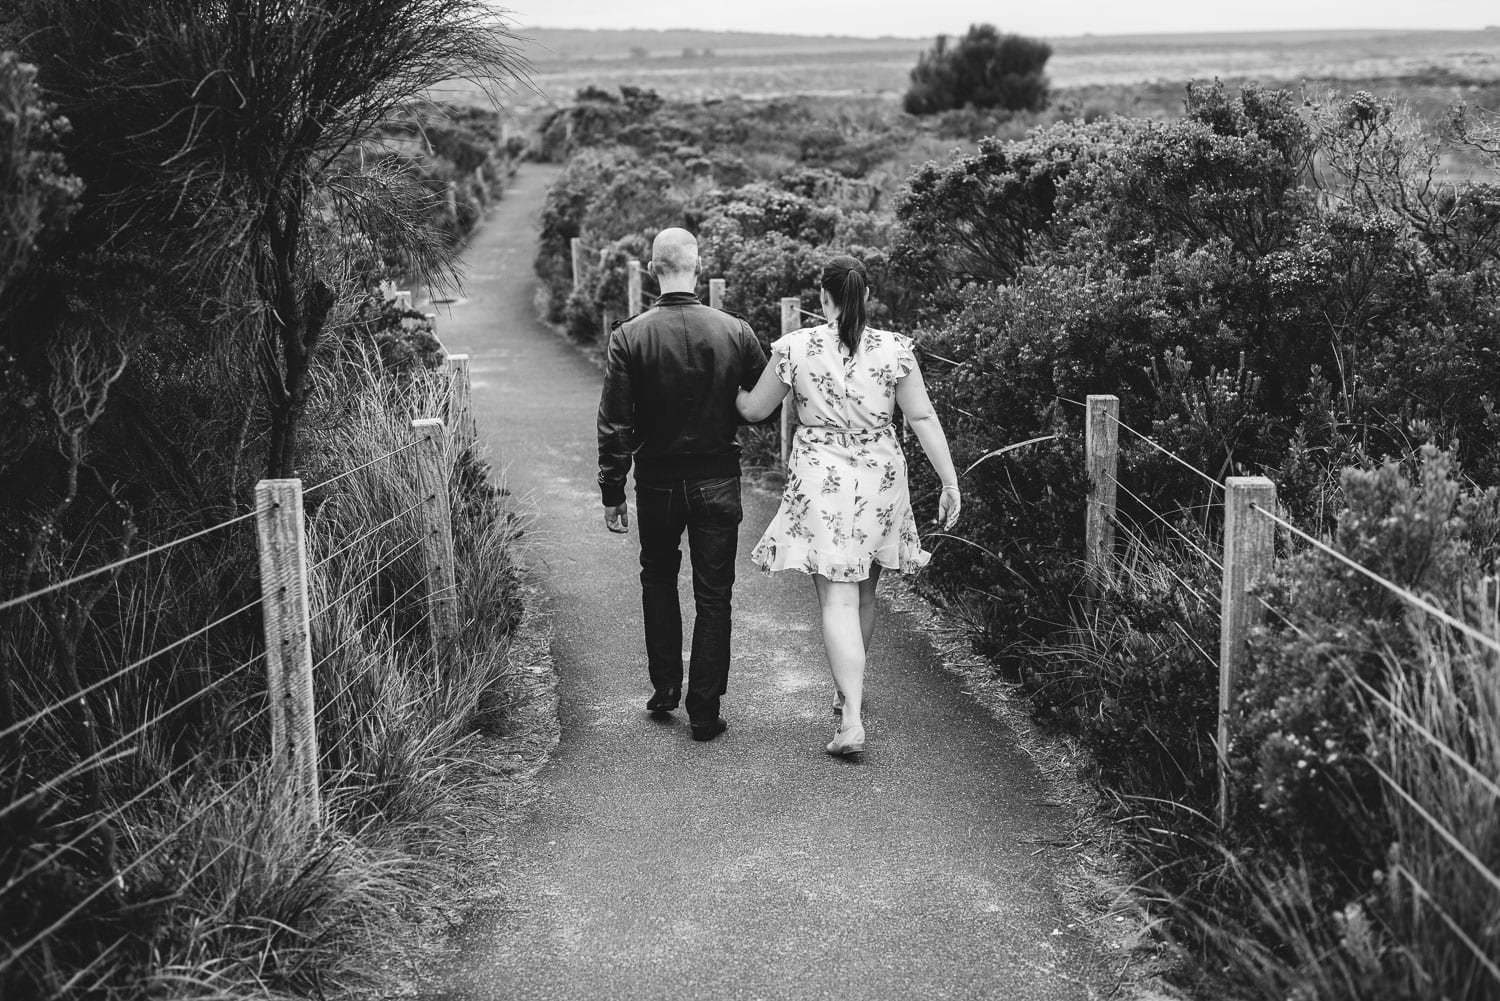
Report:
749,539,930,582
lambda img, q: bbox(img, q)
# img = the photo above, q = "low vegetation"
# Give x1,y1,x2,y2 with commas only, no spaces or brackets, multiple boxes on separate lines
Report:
534,76,1500,998
0,3,530,998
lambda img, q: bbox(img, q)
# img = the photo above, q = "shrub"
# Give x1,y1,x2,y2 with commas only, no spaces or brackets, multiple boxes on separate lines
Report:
904,25,1051,116
1232,449,1499,870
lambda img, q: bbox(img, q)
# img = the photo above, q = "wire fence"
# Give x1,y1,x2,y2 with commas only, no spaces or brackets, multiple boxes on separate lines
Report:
1068,393,1500,990
0,349,475,988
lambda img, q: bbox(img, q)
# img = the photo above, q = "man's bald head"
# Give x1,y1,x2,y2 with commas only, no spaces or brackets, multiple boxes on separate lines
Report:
651,228,699,280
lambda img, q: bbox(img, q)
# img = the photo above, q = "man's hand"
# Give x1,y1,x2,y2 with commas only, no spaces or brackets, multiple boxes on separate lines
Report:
604,503,630,534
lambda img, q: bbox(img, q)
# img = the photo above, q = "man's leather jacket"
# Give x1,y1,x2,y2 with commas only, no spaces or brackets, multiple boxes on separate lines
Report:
597,291,767,507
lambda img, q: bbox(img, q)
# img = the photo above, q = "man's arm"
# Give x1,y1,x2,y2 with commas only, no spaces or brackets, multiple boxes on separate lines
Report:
740,321,768,389
597,325,637,527
736,321,769,426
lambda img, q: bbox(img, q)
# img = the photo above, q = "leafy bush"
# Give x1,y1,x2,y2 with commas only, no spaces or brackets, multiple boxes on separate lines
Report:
1233,450,1500,867
904,25,1051,116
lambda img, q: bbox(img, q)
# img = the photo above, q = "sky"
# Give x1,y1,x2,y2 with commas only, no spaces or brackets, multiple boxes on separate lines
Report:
504,1,1492,38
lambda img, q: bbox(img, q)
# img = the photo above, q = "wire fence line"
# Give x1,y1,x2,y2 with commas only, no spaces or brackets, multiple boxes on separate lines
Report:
0,510,260,615
304,437,426,497
1106,471,1224,574
310,494,430,572
311,533,428,619
1251,501,1500,659
1068,396,1500,804
1,368,476,980
1072,393,1498,985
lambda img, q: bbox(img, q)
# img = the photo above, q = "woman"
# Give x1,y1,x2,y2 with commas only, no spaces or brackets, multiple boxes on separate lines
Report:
737,255,960,757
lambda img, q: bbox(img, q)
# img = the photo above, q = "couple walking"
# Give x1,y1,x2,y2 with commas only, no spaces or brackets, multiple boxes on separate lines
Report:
596,228,960,756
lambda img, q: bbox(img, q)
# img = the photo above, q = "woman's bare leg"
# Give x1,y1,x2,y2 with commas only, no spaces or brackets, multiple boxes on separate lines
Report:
814,574,864,731
830,565,882,714
859,563,882,653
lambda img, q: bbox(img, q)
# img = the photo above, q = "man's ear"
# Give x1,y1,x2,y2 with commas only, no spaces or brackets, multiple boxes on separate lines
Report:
646,261,657,277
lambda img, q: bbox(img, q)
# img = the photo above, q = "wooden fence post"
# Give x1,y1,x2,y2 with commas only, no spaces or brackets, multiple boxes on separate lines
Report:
570,237,584,292
1084,395,1120,594
1217,475,1277,827
446,354,476,453
254,479,321,829
709,278,726,309
627,260,643,315
410,420,459,646
779,297,800,466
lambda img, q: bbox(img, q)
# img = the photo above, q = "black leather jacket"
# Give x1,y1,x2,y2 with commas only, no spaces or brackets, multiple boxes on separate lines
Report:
597,291,767,506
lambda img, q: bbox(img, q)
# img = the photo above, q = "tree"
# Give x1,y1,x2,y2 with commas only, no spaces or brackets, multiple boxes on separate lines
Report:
17,0,525,478
904,24,1051,116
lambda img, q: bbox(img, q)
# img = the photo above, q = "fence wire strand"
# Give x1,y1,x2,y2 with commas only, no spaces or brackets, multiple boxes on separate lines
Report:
303,439,425,496
0,511,257,615
1251,503,1500,659
3,736,231,892
310,496,429,572
0,652,265,823
1107,412,1225,493
0,596,262,743
311,567,441,676
1393,864,1500,990
0,766,263,973
1372,761,1500,898
311,534,427,620
1107,472,1225,573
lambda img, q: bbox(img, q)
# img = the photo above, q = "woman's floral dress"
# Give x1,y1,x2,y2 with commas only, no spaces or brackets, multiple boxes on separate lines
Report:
750,324,931,582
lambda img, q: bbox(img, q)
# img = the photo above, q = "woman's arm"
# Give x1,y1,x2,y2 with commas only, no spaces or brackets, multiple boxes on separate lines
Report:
894,362,962,529
737,359,789,422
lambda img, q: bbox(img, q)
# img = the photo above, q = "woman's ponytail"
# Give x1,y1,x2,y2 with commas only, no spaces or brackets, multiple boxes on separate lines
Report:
820,254,868,355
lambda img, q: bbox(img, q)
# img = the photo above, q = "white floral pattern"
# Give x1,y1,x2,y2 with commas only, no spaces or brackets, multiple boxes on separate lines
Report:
751,324,930,582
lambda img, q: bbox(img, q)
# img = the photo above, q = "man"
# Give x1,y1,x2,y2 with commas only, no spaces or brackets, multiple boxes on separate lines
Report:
597,228,767,742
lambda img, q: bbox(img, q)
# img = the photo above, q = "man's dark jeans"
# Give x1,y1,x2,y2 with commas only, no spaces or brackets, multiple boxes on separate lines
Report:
635,475,742,724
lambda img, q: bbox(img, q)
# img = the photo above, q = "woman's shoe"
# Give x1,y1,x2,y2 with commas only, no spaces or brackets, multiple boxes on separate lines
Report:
825,722,865,757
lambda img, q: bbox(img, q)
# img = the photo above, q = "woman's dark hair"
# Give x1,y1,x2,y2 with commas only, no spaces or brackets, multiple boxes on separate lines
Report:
820,254,868,354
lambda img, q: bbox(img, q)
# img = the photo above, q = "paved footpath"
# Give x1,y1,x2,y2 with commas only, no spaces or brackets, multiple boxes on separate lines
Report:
432,164,1103,1001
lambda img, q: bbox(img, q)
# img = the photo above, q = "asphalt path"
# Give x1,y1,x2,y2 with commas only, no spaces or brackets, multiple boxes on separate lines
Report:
432,163,1102,1001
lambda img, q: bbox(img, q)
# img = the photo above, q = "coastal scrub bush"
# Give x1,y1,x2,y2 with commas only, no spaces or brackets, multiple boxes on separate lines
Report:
904,25,1051,116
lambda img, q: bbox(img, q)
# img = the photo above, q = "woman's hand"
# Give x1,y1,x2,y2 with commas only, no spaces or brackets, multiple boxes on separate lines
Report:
936,485,961,530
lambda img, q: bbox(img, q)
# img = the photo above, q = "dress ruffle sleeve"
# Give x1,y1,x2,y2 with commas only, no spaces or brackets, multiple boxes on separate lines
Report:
893,333,918,379
770,335,794,386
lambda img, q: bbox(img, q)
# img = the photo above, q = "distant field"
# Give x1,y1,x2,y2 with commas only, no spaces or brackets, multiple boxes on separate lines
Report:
470,26,1500,105
423,26,1500,181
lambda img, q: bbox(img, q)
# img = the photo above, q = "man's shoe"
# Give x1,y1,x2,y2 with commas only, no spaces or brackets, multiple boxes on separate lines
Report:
646,688,681,713
690,718,729,742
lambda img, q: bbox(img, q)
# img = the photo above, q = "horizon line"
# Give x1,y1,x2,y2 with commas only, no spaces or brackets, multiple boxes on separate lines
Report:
515,24,1498,43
